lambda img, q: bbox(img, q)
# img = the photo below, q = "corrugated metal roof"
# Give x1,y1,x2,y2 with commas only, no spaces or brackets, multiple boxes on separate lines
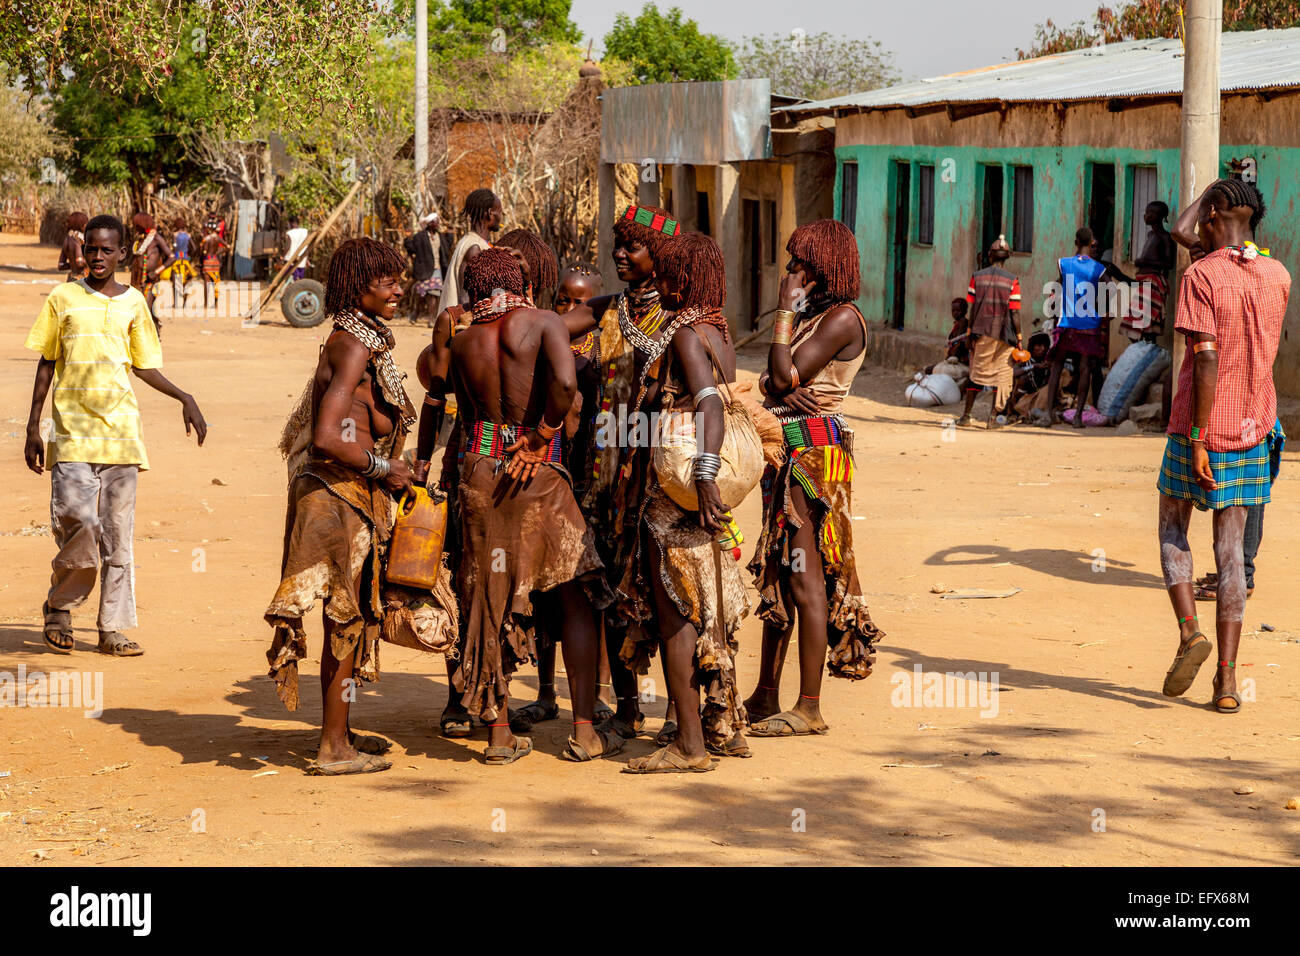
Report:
602,79,773,165
783,28,1300,114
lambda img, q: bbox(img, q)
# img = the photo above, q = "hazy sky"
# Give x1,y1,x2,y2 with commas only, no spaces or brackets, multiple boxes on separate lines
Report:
571,0,1107,80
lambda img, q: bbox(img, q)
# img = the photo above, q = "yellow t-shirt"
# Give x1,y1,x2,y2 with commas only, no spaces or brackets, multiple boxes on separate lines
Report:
24,280,163,469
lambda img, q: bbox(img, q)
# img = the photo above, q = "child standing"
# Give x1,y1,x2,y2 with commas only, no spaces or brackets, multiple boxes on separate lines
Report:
24,215,207,657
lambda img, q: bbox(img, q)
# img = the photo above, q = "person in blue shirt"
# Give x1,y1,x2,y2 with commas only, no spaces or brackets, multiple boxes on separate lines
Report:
1042,227,1131,427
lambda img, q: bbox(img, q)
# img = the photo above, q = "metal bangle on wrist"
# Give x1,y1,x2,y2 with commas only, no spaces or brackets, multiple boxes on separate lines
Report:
772,309,796,346
693,386,719,409
693,452,722,483
362,450,391,479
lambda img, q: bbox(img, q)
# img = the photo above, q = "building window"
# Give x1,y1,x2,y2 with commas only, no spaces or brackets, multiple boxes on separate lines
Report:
840,161,858,233
696,191,711,237
917,164,935,245
1012,166,1034,253
765,199,778,263
1129,166,1159,262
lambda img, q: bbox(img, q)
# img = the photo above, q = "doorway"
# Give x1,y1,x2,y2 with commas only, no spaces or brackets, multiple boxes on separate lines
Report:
980,165,1004,267
742,198,761,329
1088,162,1117,259
890,161,910,329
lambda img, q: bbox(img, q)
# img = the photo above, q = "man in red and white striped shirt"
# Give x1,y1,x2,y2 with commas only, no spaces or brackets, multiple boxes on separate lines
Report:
959,236,1022,428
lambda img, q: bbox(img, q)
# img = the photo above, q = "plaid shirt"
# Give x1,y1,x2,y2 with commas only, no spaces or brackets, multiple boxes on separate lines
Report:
966,266,1021,340
1168,247,1290,452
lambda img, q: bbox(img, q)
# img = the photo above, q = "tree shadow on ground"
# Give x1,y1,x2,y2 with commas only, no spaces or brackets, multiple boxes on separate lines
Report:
350,734,1297,865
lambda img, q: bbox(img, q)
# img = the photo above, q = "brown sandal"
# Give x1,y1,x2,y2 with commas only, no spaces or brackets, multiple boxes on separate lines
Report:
746,710,829,737
349,733,393,755
42,602,73,654
653,720,678,747
305,753,392,775
97,630,143,657
1162,626,1210,698
559,731,626,762
622,745,716,774
484,735,532,765
597,713,645,739
706,734,753,758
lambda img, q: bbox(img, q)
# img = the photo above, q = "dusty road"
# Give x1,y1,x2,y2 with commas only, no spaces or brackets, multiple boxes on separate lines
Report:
0,232,1296,866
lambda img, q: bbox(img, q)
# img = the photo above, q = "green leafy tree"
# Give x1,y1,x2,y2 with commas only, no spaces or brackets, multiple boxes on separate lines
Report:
1019,0,1300,59
736,32,899,100
49,42,229,209
0,89,70,187
603,3,735,84
0,1,396,131
428,0,581,54
274,34,419,227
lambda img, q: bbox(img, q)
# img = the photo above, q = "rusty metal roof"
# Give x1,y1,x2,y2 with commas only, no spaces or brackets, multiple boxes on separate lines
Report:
783,28,1300,115
602,79,774,165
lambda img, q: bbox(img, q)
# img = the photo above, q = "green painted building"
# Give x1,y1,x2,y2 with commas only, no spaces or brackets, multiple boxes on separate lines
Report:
783,29,1300,398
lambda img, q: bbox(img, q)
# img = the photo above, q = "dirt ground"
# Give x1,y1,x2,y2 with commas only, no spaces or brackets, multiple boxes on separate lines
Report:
0,231,1297,867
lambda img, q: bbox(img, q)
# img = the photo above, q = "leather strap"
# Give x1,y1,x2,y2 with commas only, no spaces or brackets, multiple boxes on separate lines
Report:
711,539,727,648
692,326,735,404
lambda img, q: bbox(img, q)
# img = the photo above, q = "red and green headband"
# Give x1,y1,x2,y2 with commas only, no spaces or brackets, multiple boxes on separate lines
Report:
622,205,681,237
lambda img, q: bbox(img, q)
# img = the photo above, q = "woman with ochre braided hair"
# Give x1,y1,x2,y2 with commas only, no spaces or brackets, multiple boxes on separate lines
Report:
264,238,422,776
556,205,686,746
613,231,751,774
743,219,885,738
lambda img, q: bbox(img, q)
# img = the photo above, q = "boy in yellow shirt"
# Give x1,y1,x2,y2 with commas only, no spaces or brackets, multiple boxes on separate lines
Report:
24,215,207,656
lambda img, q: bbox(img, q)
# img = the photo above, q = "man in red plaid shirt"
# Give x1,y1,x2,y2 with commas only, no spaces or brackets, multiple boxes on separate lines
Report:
1157,179,1290,714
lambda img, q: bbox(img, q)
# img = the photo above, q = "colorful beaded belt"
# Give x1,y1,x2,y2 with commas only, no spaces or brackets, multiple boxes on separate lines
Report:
779,414,845,450
462,420,563,463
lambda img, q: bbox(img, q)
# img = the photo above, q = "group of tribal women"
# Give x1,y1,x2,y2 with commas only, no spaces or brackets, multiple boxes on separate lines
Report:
263,199,885,775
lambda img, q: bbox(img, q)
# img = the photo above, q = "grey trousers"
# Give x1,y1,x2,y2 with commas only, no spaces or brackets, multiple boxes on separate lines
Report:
48,462,138,631
1244,503,1265,590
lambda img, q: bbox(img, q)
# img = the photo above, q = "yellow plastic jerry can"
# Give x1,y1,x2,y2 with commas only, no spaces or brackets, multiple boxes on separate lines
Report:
385,486,448,590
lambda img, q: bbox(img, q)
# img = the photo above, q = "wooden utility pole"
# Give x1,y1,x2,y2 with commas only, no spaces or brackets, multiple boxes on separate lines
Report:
414,0,429,222
1173,0,1223,387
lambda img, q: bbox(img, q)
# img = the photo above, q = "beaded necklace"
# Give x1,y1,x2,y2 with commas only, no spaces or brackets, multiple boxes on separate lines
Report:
569,330,595,356
470,292,531,323
592,288,658,484
618,289,667,354
331,309,415,428
1226,240,1270,261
